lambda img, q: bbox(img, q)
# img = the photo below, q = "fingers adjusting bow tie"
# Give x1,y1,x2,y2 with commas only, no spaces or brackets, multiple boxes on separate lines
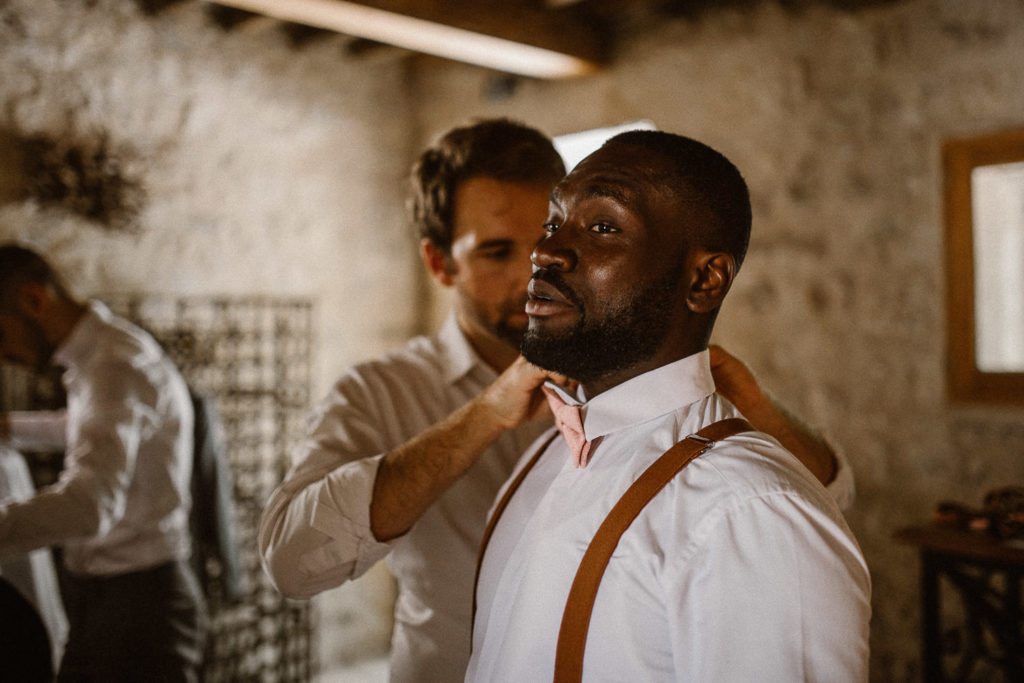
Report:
542,385,595,468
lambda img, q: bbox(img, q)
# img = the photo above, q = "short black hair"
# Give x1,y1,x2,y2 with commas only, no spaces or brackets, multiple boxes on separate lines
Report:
0,243,68,305
409,118,566,255
603,130,751,269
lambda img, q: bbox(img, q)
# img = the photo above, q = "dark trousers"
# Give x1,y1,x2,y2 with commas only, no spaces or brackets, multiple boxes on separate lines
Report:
57,560,207,683
0,576,53,682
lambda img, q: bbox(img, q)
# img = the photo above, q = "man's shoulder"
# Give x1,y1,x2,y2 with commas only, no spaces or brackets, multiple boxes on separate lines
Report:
320,331,461,412
674,425,844,523
645,402,839,517
67,304,188,401
641,422,854,562
342,332,449,384
302,332,467,449
83,302,161,357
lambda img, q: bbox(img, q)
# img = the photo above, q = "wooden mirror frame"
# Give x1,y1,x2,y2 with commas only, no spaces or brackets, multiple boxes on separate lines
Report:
944,128,1024,403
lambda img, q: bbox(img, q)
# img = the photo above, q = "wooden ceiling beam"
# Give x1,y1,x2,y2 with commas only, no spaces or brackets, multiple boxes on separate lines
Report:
204,0,607,78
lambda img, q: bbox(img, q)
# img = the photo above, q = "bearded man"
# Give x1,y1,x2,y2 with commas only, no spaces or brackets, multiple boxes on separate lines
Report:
466,131,870,682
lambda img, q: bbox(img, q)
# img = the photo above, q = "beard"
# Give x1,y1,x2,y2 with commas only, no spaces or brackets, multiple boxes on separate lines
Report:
491,297,528,348
522,267,682,385
460,289,529,348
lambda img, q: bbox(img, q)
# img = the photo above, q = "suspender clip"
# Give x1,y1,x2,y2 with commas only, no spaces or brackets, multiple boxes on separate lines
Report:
685,433,716,455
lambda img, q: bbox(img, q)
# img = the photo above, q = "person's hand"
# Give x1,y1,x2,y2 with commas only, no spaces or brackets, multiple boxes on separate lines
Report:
478,356,565,429
710,345,839,487
708,344,766,414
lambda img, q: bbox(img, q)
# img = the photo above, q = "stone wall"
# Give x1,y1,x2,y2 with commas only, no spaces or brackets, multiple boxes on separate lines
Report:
0,0,421,397
3,0,1024,680
412,1,1024,679
0,0,416,673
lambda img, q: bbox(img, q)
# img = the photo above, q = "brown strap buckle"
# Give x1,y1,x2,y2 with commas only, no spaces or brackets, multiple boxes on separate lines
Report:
684,433,716,454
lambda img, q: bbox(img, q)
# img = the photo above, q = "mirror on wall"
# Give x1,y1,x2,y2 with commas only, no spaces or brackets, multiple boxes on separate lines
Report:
944,128,1024,402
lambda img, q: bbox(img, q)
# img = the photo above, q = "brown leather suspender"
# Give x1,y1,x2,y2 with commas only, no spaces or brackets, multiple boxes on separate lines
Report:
554,417,752,681
472,417,753,681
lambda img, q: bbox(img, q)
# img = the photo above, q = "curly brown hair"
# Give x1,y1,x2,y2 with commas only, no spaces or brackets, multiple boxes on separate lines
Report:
408,118,566,256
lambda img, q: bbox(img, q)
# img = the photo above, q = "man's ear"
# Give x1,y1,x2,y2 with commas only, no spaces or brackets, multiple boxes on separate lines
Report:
686,251,735,314
421,238,455,287
13,282,50,320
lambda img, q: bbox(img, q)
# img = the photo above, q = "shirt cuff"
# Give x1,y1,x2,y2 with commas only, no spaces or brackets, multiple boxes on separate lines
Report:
313,454,394,577
7,411,68,451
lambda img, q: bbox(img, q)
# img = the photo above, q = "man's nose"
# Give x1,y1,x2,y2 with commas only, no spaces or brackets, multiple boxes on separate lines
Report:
511,264,533,299
531,231,576,272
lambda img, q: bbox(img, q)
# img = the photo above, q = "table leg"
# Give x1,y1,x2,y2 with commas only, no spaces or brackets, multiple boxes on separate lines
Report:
921,550,942,683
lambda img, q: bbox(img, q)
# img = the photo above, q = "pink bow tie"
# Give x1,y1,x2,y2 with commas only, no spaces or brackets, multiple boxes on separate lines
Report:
543,386,594,468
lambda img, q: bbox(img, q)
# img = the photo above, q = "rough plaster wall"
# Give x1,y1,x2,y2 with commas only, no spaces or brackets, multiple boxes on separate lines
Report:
0,0,420,395
5,0,1024,679
0,0,418,672
411,0,1024,680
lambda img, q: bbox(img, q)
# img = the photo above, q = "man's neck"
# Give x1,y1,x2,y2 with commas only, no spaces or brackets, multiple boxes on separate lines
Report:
47,298,88,350
467,333,519,374
580,342,709,399
457,319,519,373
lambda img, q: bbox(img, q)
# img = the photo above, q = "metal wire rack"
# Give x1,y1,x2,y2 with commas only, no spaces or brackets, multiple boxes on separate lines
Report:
109,295,316,683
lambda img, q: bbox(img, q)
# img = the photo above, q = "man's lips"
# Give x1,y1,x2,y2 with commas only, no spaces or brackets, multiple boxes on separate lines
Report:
526,278,575,316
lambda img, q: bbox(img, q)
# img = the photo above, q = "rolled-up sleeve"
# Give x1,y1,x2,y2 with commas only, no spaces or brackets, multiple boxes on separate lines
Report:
257,372,403,599
6,410,68,452
258,451,394,598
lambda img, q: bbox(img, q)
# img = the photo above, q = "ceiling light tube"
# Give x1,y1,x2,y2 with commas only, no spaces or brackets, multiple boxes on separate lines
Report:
208,0,600,79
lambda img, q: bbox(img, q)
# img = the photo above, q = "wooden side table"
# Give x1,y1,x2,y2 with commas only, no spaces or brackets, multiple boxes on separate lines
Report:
895,523,1024,682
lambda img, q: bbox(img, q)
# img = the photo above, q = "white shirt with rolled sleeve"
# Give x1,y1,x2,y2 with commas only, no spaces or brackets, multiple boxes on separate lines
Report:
468,350,871,682
0,301,194,576
257,314,550,683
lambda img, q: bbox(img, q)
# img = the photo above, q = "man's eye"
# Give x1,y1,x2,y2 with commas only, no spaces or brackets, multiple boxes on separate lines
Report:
590,222,618,234
481,247,512,261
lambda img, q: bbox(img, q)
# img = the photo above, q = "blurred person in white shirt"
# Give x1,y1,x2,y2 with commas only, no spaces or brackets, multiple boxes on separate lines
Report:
0,243,205,682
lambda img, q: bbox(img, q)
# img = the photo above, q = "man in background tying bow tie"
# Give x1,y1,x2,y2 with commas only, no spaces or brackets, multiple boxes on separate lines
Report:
258,119,854,682
0,244,206,681
467,130,870,682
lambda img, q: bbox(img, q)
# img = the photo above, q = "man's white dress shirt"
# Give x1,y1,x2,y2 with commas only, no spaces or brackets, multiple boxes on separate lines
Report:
0,301,195,576
258,315,550,683
468,351,871,682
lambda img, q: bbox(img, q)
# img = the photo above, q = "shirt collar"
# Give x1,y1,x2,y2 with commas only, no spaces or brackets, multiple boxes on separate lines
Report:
545,350,716,441
436,312,497,385
53,300,109,371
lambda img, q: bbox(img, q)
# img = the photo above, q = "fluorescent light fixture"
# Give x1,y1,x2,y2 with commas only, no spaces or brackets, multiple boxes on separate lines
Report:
553,120,658,170
208,0,601,79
